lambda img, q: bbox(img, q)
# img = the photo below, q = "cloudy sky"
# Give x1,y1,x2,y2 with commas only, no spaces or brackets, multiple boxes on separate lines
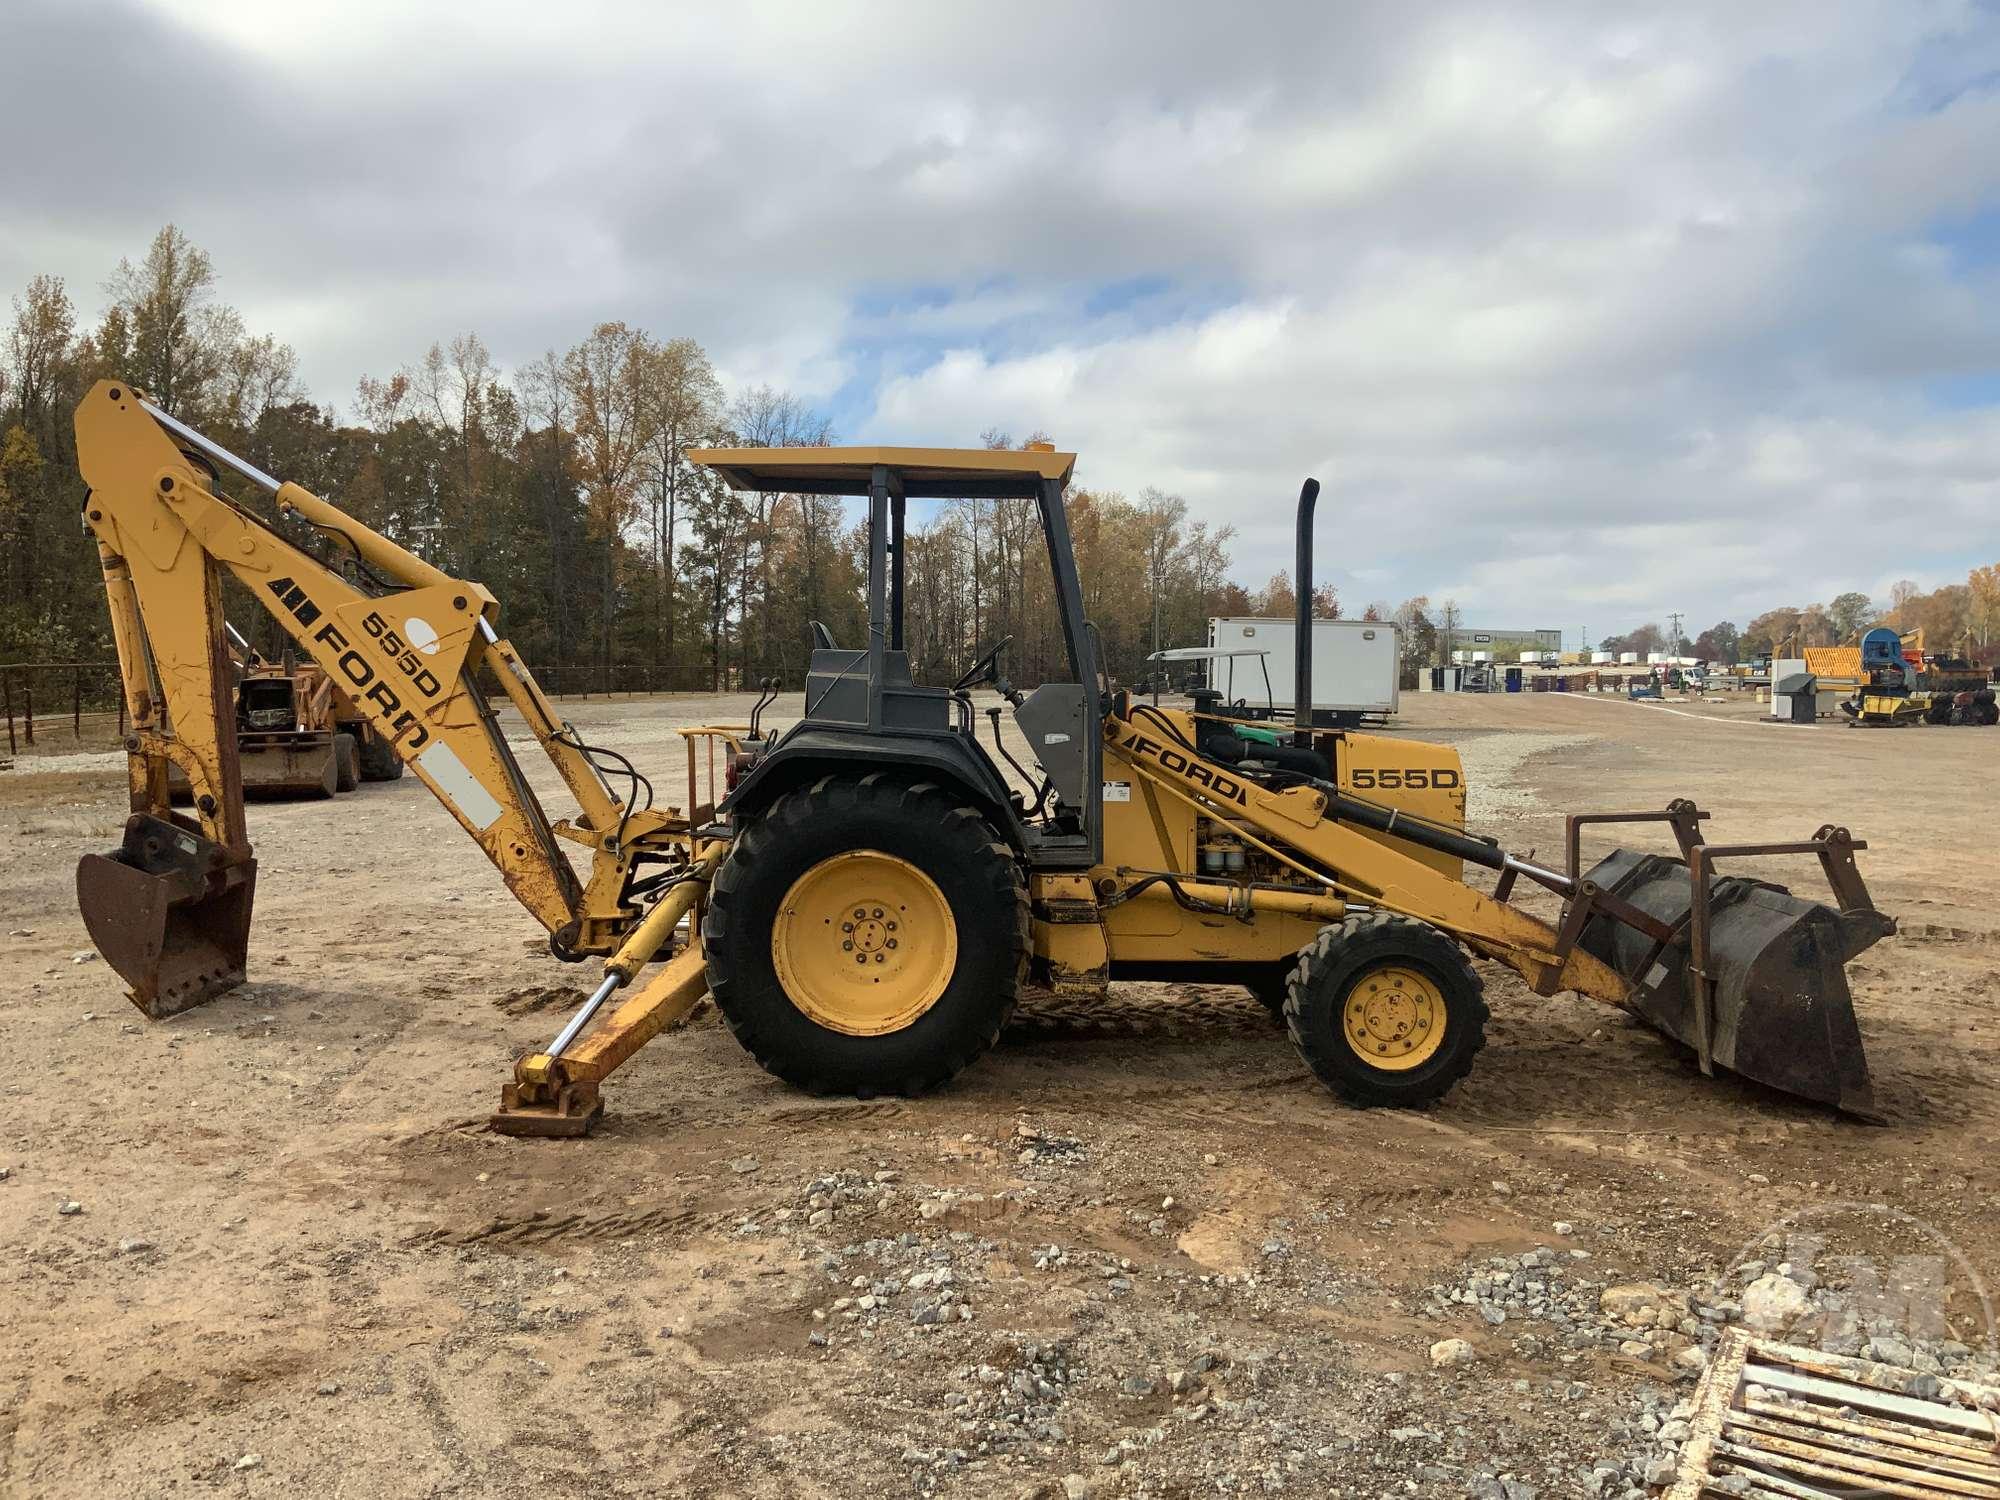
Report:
7,0,1999,640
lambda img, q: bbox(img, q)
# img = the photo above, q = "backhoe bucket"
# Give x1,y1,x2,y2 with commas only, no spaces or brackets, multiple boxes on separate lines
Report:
1576,850,1892,1118
77,813,256,1019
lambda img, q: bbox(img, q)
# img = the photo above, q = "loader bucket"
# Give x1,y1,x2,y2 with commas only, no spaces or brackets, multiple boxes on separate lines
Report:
237,736,339,798
176,736,339,799
77,813,256,1019
1576,850,1892,1118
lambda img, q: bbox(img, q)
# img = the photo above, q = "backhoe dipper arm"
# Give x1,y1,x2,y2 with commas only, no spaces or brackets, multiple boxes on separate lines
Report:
75,381,620,951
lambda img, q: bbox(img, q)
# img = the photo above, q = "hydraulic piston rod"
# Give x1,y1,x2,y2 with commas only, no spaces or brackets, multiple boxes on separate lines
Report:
493,841,728,1137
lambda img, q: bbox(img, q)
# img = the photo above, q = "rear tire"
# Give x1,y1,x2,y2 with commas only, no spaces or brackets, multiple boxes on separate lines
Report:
1244,963,1294,1018
355,729,405,781
332,733,360,793
1284,913,1488,1107
704,774,1028,1095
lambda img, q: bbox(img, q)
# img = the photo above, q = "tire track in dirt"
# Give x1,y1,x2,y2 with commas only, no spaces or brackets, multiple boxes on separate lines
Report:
406,1205,733,1249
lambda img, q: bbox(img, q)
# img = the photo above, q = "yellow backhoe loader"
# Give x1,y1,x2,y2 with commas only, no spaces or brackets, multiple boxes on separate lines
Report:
71,382,1894,1135
167,631,407,798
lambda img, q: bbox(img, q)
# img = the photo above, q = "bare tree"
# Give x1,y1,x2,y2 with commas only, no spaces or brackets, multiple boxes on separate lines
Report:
1136,487,1187,657
1437,599,1462,665
641,337,723,663
106,225,234,416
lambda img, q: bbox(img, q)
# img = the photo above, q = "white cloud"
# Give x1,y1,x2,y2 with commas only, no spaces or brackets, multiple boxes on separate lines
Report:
4,0,1998,633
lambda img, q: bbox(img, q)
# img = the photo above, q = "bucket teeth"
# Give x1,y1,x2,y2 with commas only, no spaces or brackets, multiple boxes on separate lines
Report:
76,814,256,1019
1577,850,1883,1118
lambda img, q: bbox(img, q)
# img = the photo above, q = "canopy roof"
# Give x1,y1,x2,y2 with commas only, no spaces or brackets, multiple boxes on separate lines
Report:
690,445,1074,499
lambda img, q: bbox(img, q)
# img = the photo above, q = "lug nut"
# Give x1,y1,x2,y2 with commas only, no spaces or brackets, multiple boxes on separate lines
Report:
842,940,853,951
886,938,897,949
874,953,885,963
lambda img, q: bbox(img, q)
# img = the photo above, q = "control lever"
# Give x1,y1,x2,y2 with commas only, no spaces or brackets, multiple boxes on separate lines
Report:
984,704,1050,816
748,676,779,740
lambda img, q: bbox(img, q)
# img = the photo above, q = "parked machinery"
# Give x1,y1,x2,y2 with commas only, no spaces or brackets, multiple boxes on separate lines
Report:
167,628,406,798
71,381,1894,1136
1918,650,1998,726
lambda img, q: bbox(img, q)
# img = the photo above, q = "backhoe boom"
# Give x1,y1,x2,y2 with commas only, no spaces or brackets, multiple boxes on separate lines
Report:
73,381,674,1013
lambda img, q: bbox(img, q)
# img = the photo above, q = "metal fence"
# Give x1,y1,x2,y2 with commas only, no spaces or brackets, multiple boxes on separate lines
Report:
1,662,128,758
0,658,811,760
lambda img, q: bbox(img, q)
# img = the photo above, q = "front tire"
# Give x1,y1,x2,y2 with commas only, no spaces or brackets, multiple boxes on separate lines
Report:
1284,913,1488,1107
332,733,360,793
703,774,1028,1095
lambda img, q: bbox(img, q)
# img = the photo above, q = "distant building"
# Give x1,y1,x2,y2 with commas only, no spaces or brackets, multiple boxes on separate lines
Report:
1451,627,1563,655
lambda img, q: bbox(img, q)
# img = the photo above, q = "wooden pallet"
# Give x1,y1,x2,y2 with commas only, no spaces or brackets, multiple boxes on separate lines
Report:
1665,1329,1999,1498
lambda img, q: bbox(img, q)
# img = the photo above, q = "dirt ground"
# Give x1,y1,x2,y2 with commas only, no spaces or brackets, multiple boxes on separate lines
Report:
1,688,1995,1499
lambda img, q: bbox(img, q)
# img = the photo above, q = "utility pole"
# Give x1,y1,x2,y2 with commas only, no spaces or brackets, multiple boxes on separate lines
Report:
1668,611,1683,656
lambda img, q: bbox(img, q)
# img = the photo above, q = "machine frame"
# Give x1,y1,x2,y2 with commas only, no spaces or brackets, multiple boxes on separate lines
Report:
70,383,1895,1136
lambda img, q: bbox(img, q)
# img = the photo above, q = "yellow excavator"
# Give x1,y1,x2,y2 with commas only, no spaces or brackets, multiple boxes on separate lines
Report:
72,381,1894,1134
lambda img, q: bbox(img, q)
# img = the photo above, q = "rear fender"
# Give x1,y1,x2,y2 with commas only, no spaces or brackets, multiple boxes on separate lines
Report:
724,727,1023,847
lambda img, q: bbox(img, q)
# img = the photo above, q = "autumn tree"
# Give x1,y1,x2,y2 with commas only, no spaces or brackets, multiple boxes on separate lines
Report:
1882,579,1920,626
1690,621,1741,664
564,322,658,665
1393,596,1437,680
1969,564,2000,650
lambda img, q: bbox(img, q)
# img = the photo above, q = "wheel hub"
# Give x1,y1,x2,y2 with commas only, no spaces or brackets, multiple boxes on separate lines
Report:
1343,964,1446,1070
772,849,957,1036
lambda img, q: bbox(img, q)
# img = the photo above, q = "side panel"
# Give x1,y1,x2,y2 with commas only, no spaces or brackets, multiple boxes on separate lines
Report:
1103,908,1325,965
1098,743,1198,936
1029,873,1109,995
1095,738,1331,960
1333,732,1466,879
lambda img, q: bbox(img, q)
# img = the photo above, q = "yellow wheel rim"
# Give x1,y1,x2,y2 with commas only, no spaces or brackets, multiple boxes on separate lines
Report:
771,850,957,1036
1342,964,1447,1071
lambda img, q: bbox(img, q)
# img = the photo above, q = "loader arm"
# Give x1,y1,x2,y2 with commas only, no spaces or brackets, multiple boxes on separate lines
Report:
74,381,662,1012
1100,702,1890,1115
1102,712,1632,1003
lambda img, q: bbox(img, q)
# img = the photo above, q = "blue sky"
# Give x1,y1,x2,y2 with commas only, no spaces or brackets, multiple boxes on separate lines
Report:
6,0,1999,642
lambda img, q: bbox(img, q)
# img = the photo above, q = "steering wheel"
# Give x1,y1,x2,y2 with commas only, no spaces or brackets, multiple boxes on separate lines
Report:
952,636,1014,693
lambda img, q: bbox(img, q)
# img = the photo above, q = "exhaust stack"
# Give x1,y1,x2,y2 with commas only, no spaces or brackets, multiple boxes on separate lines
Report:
1293,477,1320,748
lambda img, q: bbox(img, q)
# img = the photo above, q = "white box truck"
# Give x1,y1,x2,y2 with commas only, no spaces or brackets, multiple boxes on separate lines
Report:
1205,617,1400,725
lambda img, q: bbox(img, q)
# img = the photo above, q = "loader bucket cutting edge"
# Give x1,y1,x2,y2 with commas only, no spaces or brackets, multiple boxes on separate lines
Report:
1577,849,1888,1119
77,814,256,1019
